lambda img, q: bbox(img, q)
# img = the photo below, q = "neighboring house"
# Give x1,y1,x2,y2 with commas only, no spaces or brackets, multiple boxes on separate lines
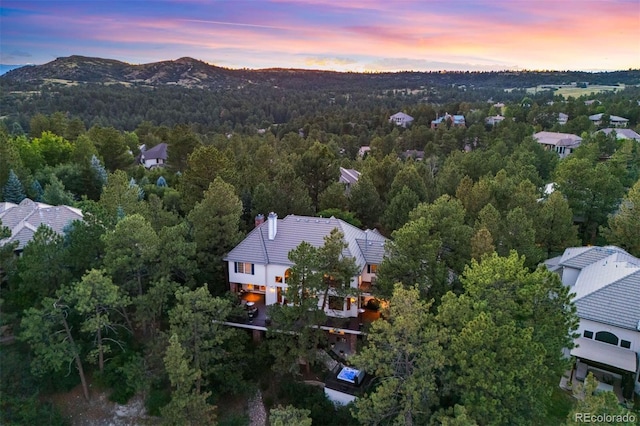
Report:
533,131,582,159
589,113,629,128
545,246,640,399
138,143,168,169
0,198,83,251
584,99,600,106
357,146,371,158
401,150,425,161
339,167,361,193
431,113,465,129
558,112,569,125
485,115,506,126
224,213,387,320
598,128,640,141
389,112,414,128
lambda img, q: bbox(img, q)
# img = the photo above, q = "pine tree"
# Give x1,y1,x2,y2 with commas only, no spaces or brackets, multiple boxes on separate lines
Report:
30,180,44,202
90,154,108,186
3,169,26,203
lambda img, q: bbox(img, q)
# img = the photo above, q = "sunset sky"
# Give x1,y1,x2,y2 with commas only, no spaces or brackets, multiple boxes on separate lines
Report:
1,0,639,72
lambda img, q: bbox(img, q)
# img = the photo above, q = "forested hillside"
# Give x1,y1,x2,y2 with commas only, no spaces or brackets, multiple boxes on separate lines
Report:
1,63,639,425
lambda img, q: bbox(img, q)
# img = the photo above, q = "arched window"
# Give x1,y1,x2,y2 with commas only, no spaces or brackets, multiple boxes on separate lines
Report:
595,331,619,346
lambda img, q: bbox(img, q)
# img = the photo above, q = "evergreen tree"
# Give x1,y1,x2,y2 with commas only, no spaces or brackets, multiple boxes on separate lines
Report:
161,334,217,425
270,405,312,426
3,169,26,203
602,178,640,256
29,180,44,202
352,284,444,425
90,154,108,186
42,175,75,206
187,177,243,293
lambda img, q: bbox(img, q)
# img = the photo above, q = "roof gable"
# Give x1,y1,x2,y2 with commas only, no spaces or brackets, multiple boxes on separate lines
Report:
533,131,582,147
339,167,361,185
0,198,83,250
552,245,640,331
575,269,640,330
225,214,387,269
141,143,168,160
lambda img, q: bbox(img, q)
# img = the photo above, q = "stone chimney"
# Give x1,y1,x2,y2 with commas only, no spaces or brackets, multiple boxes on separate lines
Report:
255,214,265,227
268,212,278,240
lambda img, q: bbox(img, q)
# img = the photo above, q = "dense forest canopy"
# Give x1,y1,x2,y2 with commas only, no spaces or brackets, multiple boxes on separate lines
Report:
1,60,639,425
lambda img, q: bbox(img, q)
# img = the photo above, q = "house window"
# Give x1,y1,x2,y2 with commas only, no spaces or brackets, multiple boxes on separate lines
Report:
234,262,254,275
595,331,619,346
275,276,283,283
620,340,631,349
328,296,344,310
583,330,593,339
367,264,378,274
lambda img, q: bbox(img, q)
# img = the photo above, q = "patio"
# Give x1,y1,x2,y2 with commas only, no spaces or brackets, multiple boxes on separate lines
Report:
227,292,382,334
562,361,627,403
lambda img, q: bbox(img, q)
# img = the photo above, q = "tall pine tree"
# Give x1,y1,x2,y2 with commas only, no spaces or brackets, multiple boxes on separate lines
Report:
3,169,26,203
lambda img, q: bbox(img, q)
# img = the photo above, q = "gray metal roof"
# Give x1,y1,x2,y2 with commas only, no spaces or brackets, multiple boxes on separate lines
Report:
224,214,387,269
0,198,83,249
533,131,582,147
141,142,168,161
575,269,640,331
551,246,640,331
559,246,629,269
339,167,361,185
598,128,640,141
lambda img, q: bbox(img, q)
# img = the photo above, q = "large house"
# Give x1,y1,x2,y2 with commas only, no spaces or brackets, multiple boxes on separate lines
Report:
431,113,465,129
0,198,83,250
225,213,387,320
598,128,640,142
533,131,582,159
589,113,629,128
545,246,640,400
389,112,414,128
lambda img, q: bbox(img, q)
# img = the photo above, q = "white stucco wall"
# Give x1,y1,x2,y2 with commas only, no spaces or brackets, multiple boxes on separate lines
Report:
577,319,640,353
230,261,362,317
228,262,267,286
576,318,640,393
561,266,581,287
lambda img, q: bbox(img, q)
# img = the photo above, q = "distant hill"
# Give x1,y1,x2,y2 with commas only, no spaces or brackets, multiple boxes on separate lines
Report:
1,55,237,89
2,55,640,91
0,64,25,75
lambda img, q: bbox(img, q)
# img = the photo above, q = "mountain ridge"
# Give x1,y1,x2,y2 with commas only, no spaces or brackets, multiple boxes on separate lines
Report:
2,55,640,91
